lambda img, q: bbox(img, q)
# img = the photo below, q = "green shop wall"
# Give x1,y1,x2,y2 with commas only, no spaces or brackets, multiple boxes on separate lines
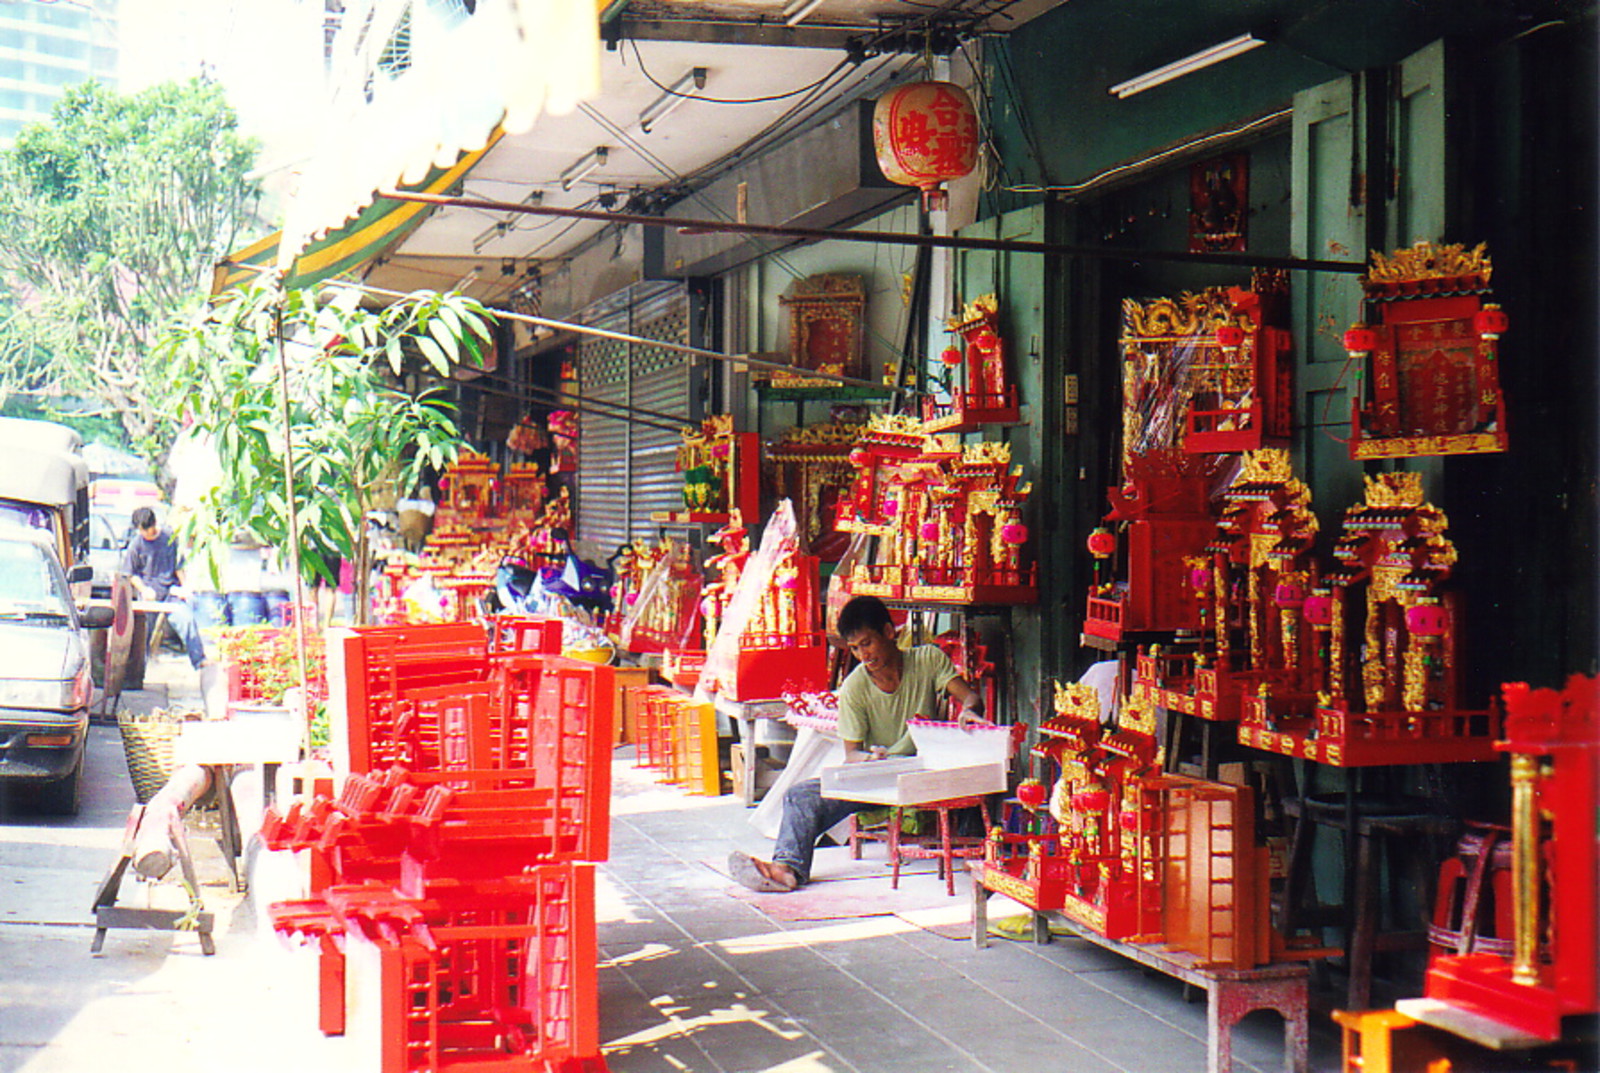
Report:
983,0,1561,207
981,6,1596,699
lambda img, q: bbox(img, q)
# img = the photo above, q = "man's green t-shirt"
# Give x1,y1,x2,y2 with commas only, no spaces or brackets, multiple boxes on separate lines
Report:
835,644,959,756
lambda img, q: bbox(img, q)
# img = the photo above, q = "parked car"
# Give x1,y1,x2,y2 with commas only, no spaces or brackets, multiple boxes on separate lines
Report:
0,527,113,814
87,509,132,600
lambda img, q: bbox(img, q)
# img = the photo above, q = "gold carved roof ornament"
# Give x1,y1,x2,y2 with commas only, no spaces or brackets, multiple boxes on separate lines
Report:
1364,241,1492,286
1238,447,1294,486
946,293,1000,332
1362,471,1426,509
1053,680,1104,721
1121,287,1236,340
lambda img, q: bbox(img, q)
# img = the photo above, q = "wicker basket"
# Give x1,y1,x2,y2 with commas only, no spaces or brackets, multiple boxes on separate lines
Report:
117,711,185,804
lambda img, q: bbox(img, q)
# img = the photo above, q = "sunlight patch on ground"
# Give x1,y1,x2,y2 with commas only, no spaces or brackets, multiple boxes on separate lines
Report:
601,1000,808,1051
713,915,920,955
600,942,677,969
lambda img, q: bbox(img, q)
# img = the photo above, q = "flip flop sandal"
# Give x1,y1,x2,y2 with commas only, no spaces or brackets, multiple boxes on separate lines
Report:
728,851,795,893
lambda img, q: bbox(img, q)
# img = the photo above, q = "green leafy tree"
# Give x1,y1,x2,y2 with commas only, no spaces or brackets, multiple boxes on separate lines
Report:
154,281,495,621
0,79,260,461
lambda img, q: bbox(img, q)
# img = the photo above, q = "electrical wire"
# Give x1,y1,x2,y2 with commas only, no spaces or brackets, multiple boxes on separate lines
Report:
1000,108,1292,198
628,37,853,105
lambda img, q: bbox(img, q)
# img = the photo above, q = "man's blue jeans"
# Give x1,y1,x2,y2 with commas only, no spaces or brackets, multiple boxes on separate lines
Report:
147,593,206,670
770,777,868,886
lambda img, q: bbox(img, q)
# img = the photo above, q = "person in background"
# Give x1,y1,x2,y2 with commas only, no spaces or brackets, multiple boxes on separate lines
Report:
728,594,986,893
122,506,207,671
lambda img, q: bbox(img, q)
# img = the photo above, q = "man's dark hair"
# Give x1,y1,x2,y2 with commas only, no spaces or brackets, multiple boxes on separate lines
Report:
836,594,893,639
131,506,157,531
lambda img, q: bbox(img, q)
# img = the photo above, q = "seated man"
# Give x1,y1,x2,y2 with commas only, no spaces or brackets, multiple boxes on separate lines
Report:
729,594,984,893
122,506,208,672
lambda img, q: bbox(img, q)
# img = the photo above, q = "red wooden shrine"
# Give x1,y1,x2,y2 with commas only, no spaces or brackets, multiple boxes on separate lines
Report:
1345,241,1510,460
1421,675,1597,1041
1083,448,1221,643
922,294,1023,433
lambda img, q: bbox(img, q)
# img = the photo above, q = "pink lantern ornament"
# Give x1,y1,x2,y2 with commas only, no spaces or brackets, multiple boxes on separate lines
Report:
1406,600,1449,637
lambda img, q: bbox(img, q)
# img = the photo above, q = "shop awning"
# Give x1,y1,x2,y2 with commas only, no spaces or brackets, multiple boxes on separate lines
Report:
212,134,500,294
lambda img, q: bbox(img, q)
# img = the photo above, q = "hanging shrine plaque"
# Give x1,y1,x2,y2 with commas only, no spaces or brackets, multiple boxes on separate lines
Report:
1344,241,1509,459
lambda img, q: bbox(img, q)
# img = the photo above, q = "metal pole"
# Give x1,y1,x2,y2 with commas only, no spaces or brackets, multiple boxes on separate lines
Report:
377,189,1370,275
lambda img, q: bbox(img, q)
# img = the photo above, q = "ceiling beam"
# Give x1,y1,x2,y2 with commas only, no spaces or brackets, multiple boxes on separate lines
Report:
609,16,863,50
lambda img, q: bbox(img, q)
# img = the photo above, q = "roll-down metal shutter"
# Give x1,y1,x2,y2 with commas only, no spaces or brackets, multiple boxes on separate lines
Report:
576,280,694,559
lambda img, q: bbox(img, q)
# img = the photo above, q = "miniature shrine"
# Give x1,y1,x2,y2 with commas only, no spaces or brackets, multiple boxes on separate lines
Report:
923,294,1023,432
833,413,1038,606
650,414,760,525
1343,241,1510,459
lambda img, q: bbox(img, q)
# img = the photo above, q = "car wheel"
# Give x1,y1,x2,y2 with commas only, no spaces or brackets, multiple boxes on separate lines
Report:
35,755,83,817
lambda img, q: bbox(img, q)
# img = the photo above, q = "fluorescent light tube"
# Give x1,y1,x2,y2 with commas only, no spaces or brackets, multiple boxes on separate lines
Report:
639,67,708,134
1109,33,1266,99
560,147,609,191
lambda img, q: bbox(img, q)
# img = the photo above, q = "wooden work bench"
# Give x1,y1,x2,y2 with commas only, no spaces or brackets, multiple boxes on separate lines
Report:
970,863,1309,1073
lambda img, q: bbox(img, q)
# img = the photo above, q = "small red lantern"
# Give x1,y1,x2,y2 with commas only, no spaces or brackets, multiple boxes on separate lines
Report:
971,329,1000,353
1343,324,1380,355
1406,601,1449,637
919,521,940,541
848,447,871,467
939,345,964,366
1189,564,1213,592
1474,303,1509,340
1273,580,1306,610
872,81,979,207
1215,323,1246,349
1071,790,1109,812
882,498,899,517
1001,522,1028,546
1016,779,1048,810
711,440,732,459
1087,527,1117,558
1303,592,1334,626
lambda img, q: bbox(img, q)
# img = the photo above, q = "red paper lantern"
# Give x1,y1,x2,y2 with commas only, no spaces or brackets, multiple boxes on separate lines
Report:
1273,580,1306,609
1189,564,1213,592
848,447,871,467
1343,324,1379,355
1016,779,1048,809
1087,527,1117,558
1215,324,1246,349
1406,602,1449,637
1474,303,1509,339
939,345,964,366
971,329,1000,353
882,498,899,517
1001,523,1028,546
1071,790,1109,812
872,82,979,197
1303,592,1334,626
711,440,732,459
919,521,940,541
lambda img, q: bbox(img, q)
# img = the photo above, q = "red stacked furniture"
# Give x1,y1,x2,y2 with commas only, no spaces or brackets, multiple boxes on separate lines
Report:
262,618,614,1072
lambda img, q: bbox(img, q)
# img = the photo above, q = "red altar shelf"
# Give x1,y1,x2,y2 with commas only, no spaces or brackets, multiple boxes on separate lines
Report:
922,294,1023,433
1233,470,1499,766
1082,449,1220,642
1416,675,1598,1043
1119,276,1292,461
1181,276,1294,454
648,416,760,526
1345,241,1510,460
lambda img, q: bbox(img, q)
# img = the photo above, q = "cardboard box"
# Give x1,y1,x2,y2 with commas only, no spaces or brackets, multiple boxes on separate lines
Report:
820,721,1010,806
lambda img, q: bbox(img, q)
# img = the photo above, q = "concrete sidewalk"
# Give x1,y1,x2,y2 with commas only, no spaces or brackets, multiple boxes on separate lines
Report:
6,656,1344,1073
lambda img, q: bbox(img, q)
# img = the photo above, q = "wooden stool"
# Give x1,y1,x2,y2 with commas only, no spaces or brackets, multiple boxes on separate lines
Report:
888,795,992,896
1281,795,1455,1008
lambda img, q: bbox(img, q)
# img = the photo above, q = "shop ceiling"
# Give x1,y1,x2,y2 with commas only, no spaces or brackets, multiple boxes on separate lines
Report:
364,0,1067,301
